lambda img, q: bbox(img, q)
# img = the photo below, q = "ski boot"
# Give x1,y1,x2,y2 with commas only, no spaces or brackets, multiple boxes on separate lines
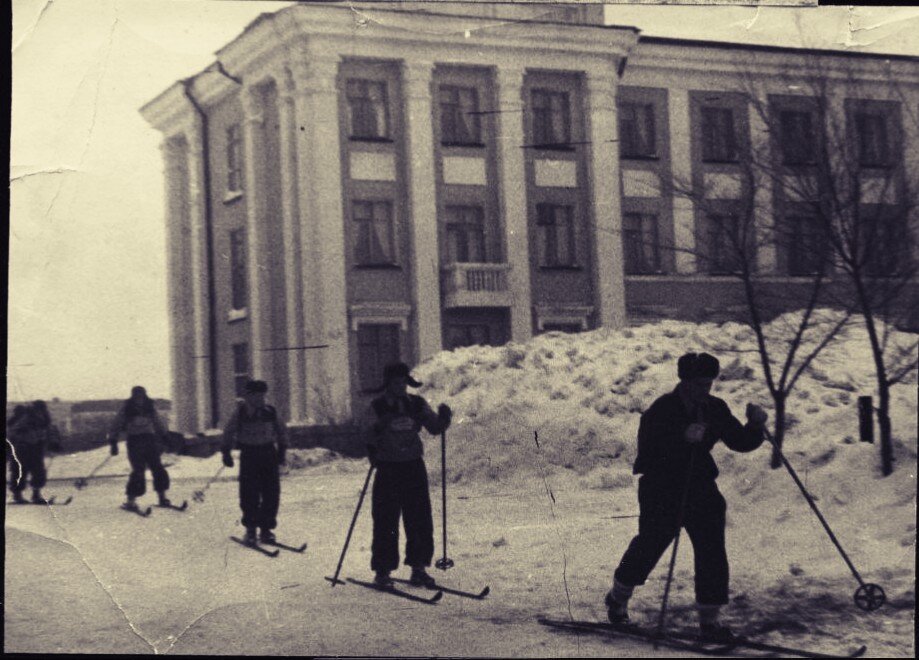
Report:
699,623,738,644
409,567,438,588
157,492,172,507
605,591,630,625
259,529,276,544
121,498,140,512
31,489,49,505
374,571,394,589
12,490,27,504
243,527,258,546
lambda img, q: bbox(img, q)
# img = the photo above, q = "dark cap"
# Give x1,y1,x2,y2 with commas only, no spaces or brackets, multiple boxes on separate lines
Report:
245,379,269,394
677,352,720,380
376,362,422,392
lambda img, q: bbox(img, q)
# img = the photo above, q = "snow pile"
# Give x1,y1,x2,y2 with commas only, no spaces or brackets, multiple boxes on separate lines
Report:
412,311,917,488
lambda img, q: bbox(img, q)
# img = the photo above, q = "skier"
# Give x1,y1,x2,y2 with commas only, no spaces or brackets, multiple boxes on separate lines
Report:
7,402,60,504
364,362,453,589
605,352,768,642
107,386,173,511
222,379,288,545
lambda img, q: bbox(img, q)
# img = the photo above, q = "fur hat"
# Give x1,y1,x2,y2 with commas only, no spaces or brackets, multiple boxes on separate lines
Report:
374,362,422,393
244,379,269,394
677,352,720,380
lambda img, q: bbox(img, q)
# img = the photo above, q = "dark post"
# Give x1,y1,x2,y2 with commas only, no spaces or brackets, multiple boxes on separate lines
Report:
858,396,874,444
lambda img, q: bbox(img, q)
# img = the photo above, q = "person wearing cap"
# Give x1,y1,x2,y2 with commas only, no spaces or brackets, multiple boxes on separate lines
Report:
7,401,62,504
365,362,453,589
107,386,172,511
222,379,288,545
605,352,768,642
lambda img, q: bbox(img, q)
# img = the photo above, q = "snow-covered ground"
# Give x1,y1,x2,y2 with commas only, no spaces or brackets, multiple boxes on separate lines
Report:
5,314,916,656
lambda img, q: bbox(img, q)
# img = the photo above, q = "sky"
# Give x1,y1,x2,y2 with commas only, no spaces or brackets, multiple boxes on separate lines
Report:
8,0,919,403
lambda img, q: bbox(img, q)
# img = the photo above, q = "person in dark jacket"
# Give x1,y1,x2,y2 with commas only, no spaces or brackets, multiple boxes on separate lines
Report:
7,402,61,504
222,379,287,545
606,352,768,642
107,386,172,511
365,362,452,588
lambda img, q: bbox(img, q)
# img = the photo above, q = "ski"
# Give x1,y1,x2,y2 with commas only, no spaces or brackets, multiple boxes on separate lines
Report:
229,537,281,557
345,578,443,604
669,632,868,659
156,500,189,512
8,495,73,506
538,618,738,657
121,504,153,517
391,577,489,600
262,540,307,553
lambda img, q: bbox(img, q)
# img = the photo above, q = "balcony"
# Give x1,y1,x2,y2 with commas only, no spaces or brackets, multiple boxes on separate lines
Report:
442,262,513,309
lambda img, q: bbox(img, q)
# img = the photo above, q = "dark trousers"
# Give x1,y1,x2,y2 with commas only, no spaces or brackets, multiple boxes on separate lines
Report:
239,444,280,531
371,459,434,573
9,443,47,492
614,476,729,606
126,434,170,498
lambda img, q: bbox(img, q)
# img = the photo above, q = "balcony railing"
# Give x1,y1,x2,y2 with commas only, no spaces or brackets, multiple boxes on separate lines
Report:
442,262,513,308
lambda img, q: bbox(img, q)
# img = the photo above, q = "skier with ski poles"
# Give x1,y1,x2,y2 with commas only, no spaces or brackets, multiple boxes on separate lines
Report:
222,379,288,546
364,362,452,589
606,352,768,643
7,401,62,504
107,386,173,512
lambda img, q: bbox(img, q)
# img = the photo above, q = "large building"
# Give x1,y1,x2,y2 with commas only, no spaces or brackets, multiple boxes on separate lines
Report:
140,3,919,434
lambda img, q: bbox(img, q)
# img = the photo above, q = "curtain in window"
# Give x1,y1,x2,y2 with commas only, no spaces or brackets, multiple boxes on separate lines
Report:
348,80,388,139
702,107,737,162
620,103,655,158
537,205,574,266
354,202,393,264
623,213,659,274
440,86,479,144
446,206,485,263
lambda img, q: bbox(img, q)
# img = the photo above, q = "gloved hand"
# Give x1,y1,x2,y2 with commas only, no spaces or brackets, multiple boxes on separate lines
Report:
110,441,119,456
684,422,707,445
222,450,234,468
48,441,63,453
746,403,768,427
438,403,453,428
366,444,378,467
278,446,287,466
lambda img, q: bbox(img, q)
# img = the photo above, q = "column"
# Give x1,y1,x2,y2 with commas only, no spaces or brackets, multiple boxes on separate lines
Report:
585,69,627,329
240,85,272,379
184,118,213,429
161,136,196,433
402,60,442,361
291,55,351,424
669,88,697,273
495,66,533,342
277,68,306,423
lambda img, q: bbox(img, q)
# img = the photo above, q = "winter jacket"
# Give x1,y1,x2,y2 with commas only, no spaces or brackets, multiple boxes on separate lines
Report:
8,412,57,446
366,394,447,463
109,403,168,439
223,403,287,450
633,387,764,483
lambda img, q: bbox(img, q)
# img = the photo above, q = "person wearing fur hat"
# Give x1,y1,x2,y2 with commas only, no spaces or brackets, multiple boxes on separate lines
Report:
108,386,172,511
605,352,768,642
365,362,453,589
222,379,288,545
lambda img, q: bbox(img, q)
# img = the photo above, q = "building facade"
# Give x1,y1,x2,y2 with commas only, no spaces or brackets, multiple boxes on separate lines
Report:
140,3,919,433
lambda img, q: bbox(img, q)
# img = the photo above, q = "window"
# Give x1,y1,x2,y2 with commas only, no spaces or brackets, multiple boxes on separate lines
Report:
705,214,742,274
701,106,738,163
445,206,486,263
622,213,661,275
232,343,249,398
864,215,905,278
787,215,827,276
542,323,582,334
346,79,389,140
619,102,657,159
353,201,395,266
531,89,570,147
229,229,248,310
779,110,817,166
226,124,243,192
536,204,576,267
440,86,481,145
855,112,891,168
446,324,491,350
357,324,400,392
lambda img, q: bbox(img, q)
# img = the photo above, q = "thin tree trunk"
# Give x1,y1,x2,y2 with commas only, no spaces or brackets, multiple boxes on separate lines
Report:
877,383,894,476
770,394,787,470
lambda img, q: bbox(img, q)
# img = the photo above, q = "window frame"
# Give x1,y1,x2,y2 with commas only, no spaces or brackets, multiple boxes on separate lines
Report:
232,342,250,398
854,111,892,169
705,213,743,275
531,88,571,149
535,203,577,269
226,123,244,193
346,78,391,142
619,101,658,160
445,205,487,264
357,324,401,393
700,106,739,164
229,228,248,311
786,214,828,276
779,109,818,167
352,199,397,267
439,84,483,147
622,212,662,275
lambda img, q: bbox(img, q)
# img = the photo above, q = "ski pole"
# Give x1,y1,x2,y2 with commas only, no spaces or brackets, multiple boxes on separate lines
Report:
435,430,454,571
73,454,113,490
326,464,375,587
764,429,885,611
192,464,226,503
654,447,697,645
